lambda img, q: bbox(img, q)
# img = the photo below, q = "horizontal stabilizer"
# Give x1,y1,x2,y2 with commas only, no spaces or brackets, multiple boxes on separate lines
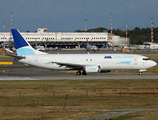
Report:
4,53,25,59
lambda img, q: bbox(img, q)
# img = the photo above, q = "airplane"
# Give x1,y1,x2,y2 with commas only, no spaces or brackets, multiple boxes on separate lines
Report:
86,39,99,52
1,40,14,53
35,39,46,51
36,45,46,51
6,29,157,75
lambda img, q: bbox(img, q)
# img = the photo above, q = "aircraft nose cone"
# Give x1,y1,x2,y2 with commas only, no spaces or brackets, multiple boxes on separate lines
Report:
154,61,157,66
152,61,157,67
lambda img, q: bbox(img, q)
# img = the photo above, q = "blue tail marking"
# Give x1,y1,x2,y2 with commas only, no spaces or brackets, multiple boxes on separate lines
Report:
11,29,29,49
11,29,35,55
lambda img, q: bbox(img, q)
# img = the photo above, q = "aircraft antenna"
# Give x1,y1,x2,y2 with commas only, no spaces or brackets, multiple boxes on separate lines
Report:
150,18,154,43
110,13,113,47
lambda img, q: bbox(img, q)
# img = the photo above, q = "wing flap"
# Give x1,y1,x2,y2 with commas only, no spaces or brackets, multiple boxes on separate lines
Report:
51,62,84,69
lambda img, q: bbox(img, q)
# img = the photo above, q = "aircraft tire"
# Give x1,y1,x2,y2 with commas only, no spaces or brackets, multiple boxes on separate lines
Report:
76,71,81,75
138,72,142,75
82,71,87,75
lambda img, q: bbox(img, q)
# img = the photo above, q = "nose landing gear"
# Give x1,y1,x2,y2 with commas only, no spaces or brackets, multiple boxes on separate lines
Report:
138,69,147,75
138,72,142,75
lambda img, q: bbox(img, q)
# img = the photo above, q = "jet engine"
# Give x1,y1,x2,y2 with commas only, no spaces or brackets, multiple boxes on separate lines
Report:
84,65,101,73
84,65,111,73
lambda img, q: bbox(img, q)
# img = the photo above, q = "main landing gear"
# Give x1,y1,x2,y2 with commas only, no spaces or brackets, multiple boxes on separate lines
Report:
76,70,87,75
76,70,81,75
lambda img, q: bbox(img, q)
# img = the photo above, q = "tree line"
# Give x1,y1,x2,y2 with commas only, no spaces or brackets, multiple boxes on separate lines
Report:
75,27,158,45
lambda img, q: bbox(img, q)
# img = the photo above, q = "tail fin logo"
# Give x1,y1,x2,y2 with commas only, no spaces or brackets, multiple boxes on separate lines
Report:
11,29,35,55
11,29,29,49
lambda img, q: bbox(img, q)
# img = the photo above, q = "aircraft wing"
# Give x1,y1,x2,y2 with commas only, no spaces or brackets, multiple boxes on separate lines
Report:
52,62,84,69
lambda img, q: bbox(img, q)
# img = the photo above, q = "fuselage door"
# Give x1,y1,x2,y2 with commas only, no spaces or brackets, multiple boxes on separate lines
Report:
134,56,138,66
131,56,138,69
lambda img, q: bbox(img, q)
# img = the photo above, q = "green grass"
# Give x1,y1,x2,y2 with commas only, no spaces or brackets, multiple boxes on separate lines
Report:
0,80,158,119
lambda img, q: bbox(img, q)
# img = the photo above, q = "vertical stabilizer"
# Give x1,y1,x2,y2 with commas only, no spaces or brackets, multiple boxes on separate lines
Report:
11,29,47,55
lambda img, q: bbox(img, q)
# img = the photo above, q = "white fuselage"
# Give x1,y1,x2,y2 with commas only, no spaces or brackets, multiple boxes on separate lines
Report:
18,53,157,71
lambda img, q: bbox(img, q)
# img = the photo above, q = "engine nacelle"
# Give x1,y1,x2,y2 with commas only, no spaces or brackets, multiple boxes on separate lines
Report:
85,65,101,73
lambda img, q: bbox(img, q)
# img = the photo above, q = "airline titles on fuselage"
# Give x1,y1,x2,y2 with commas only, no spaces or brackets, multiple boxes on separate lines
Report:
104,56,133,59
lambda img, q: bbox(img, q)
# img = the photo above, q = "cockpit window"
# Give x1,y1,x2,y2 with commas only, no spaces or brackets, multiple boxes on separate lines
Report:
143,58,150,61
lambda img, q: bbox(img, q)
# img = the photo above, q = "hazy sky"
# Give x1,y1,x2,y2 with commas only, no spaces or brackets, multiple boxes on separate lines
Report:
1,0,158,32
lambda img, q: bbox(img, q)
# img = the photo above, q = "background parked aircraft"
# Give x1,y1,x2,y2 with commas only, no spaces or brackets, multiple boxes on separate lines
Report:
86,39,99,52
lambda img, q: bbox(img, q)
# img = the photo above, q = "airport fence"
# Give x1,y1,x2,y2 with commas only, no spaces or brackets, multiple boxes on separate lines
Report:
0,88,158,98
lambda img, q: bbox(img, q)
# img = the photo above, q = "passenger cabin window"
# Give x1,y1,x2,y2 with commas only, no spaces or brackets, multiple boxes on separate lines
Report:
143,58,150,61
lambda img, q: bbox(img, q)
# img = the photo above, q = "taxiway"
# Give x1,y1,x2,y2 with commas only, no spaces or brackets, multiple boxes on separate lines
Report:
0,61,158,80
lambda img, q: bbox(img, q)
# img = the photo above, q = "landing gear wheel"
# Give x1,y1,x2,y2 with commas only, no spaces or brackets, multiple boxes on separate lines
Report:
82,71,87,75
138,72,142,75
76,71,81,75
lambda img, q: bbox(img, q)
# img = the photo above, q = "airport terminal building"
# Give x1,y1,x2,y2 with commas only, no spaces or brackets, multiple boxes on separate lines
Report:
0,28,129,49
